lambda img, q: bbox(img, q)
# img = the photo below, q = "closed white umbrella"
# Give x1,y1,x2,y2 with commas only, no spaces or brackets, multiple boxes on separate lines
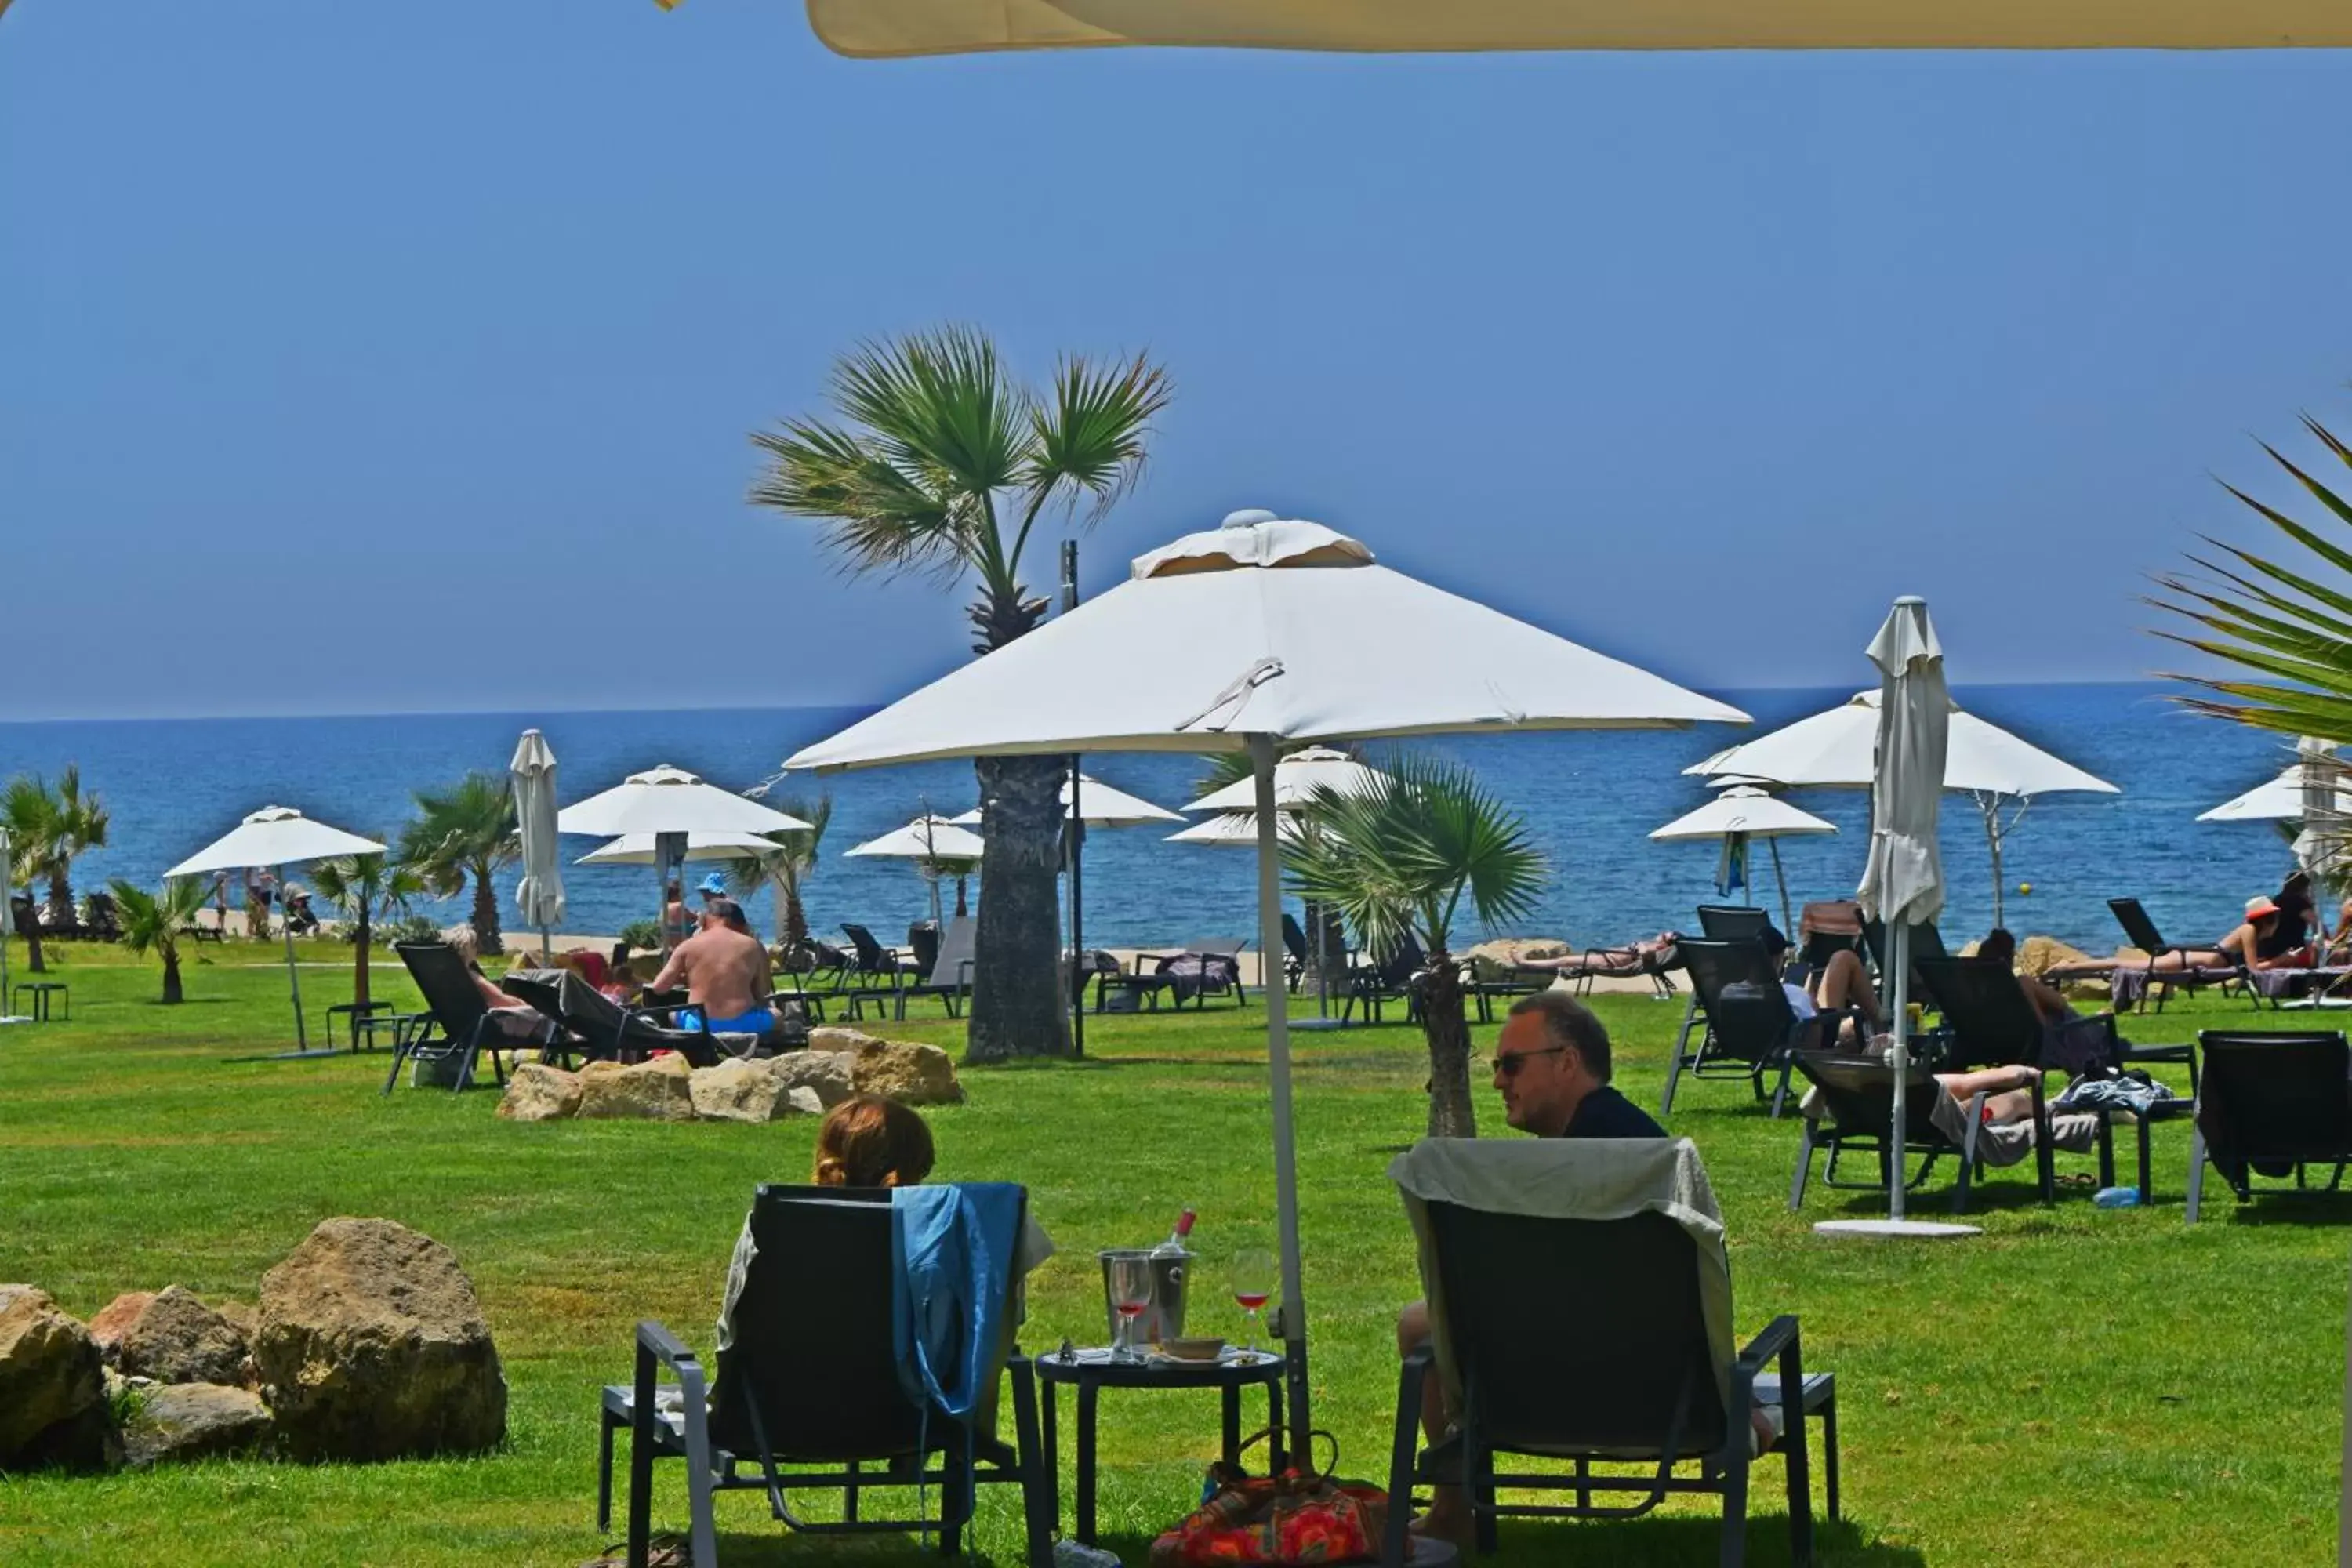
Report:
1650,786,1836,933
1687,686,2116,925
0,825,18,1025
2296,737,2345,889
847,815,985,929
804,0,2352,54
166,806,387,1057
576,830,786,866
510,731,564,961
1825,597,1969,1238
558,765,813,942
784,508,1748,1454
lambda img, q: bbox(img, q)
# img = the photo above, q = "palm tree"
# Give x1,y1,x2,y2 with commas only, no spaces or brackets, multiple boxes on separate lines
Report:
310,853,425,1009
5,766,108,967
1192,745,1359,989
722,794,832,959
1287,755,1548,1138
397,773,518,955
111,877,209,1004
750,326,1172,1062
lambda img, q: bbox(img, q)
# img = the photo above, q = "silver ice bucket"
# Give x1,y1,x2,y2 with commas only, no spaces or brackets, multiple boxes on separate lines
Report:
1099,1248,1192,1345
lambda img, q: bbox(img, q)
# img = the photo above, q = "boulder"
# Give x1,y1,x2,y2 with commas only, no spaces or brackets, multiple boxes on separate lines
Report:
496,1062,583,1122
808,1025,884,1054
851,1039,965,1106
2016,935,2097,978
0,1284,113,1470
115,1285,248,1386
88,1290,156,1364
216,1300,259,1340
575,1054,695,1122
253,1218,506,1461
121,1382,273,1468
1461,938,1571,983
690,1058,787,1123
772,1049,855,1110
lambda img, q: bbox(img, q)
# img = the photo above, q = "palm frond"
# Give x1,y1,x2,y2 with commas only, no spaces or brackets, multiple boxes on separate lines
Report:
1022,350,1174,528
748,419,973,584
832,326,1033,502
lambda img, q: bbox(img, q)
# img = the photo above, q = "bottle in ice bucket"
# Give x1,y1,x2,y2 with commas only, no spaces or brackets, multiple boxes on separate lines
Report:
1103,1208,1192,1345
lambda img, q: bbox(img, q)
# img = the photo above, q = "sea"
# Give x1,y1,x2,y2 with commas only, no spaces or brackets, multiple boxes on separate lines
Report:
0,683,2313,960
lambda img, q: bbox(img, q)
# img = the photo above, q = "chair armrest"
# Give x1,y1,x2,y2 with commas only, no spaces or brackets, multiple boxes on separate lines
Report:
637,1318,702,1376
1730,1314,1804,1439
957,959,975,985
1733,1313,1801,1376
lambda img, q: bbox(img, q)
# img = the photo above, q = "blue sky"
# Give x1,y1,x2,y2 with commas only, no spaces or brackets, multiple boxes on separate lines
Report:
3,3,2348,720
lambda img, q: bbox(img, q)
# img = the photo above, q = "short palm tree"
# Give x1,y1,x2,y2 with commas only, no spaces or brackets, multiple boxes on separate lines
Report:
310,853,425,1009
5,765,109,971
396,773,517,955
750,325,1172,1062
111,877,209,1004
721,794,833,957
2157,416,2352,742
1287,755,1548,1138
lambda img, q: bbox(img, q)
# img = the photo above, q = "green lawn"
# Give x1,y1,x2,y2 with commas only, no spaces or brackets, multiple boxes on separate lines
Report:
0,938,2338,1567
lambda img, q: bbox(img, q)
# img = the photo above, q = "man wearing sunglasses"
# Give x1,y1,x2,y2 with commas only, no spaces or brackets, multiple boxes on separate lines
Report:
1399,991,1664,1543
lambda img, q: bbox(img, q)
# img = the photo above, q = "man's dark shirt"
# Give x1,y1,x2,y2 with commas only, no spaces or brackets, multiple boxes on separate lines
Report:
1553,1083,1668,1140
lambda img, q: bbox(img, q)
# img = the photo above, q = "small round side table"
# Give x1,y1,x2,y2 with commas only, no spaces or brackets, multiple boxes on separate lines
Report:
1034,1348,1287,1545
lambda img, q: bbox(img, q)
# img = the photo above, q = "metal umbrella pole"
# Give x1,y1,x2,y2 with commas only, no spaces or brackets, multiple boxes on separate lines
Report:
1769,837,1794,935
1068,766,1086,1057
274,861,325,1057
1252,735,1312,1454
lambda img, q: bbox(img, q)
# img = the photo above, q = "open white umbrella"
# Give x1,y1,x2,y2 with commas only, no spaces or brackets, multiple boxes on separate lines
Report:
576,829,786,866
847,815,986,929
2199,757,2352,823
1821,597,1973,1240
1167,811,1308,848
558,765,813,941
510,731,565,961
1649,786,1836,934
165,806,387,1056
1184,746,1385,813
785,508,1748,1454
1687,687,2116,926
804,0,2352,54
949,774,1178,829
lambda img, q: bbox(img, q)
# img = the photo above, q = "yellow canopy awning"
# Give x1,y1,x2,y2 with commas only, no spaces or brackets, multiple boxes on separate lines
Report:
804,0,2352,56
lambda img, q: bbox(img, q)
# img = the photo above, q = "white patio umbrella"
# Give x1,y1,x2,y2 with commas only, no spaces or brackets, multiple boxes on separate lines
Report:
1184,746,1385,812
165,806,387,1057
804,0,2352,54
1167,812,1306,848
1687,687,2117,926
1821,598,1973,1240
2198,757,2352,823
783,509,1748,1453
557,765,813,940
846,815,986,929
576,829,786,866
1649,786,1836,934
509,731,565,961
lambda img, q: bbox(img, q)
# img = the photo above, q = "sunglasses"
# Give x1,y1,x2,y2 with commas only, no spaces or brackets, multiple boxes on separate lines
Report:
1490,1046,1569,1078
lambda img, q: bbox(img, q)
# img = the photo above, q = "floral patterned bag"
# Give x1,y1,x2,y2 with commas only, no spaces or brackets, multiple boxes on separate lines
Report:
1149,1431,1389,1568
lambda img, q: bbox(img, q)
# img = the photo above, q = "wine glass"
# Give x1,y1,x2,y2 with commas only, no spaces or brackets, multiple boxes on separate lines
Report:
1105,1251,1154,1364
1230,1247,1276,1359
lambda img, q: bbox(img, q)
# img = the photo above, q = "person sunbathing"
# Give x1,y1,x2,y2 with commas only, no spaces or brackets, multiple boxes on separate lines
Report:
447,927,556,1043
1521,931,1680,976
1976,928,2075,1024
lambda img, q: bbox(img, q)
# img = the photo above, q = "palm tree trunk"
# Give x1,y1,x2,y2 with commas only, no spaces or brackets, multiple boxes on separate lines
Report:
45,866,72,931
781,879,808,954
161,945,183,1005
470,869,504,955
353,911,372,1009
22,916,44,974
965,753,1072,1062
1417,953,1479,1138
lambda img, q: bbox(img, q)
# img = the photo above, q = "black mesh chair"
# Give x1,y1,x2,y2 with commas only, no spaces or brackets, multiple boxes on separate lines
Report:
1913,956,2044,1073
1385,1194,1831,1567
2187,1031,2352,1222
1860,918,1948,1007
885,917,976,1021
1696,906,1772,942
1341,933,1425,1025
1786,1051,2029,1213
497,971,731,1068
601,1185,1053,1568
382,941,518,1094
2109,898,2246,1012
1661,938,1829,1119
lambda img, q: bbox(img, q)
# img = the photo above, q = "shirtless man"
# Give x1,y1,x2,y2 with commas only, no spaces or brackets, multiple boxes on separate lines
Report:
649,898,776,1034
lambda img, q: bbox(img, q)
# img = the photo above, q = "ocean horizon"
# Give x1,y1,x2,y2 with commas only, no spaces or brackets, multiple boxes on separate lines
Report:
0,680,2308,961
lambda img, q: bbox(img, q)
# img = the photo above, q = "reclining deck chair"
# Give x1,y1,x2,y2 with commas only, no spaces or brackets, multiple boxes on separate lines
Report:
2107,898,2245,1013
1695,906,1772,943
1385,1139,1834,1568
1786,1051,2049,1214
497,970,768,1068
1342,933,1425,1025
1661,938,1820,1120
600,1185,1053,1568
1860,918,1948,1011
873,916,976,1021
383,941,525,1094
2187,1030,2352,1222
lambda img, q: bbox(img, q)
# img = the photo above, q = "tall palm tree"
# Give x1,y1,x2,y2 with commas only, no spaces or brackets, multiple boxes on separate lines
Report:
310,853,425,1009
1287,755,1548,1138
111,877,209,1004
750,326,1172,1062
723,794,833,956
397,772,518,955
5,764,109,946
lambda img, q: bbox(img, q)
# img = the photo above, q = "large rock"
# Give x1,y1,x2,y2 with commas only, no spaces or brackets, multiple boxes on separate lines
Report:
575,1054,695,1121
690,1058,786,1123
496,1062,583,1122
851,1040,965,1106
2016,934,2096,978
772,1049,855,1110
115,1285,248,1387
808,1026,884,1054
88,1290,157,1364
0,1284,112,1470
253,1218,506,1461
122,1382,273,1468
